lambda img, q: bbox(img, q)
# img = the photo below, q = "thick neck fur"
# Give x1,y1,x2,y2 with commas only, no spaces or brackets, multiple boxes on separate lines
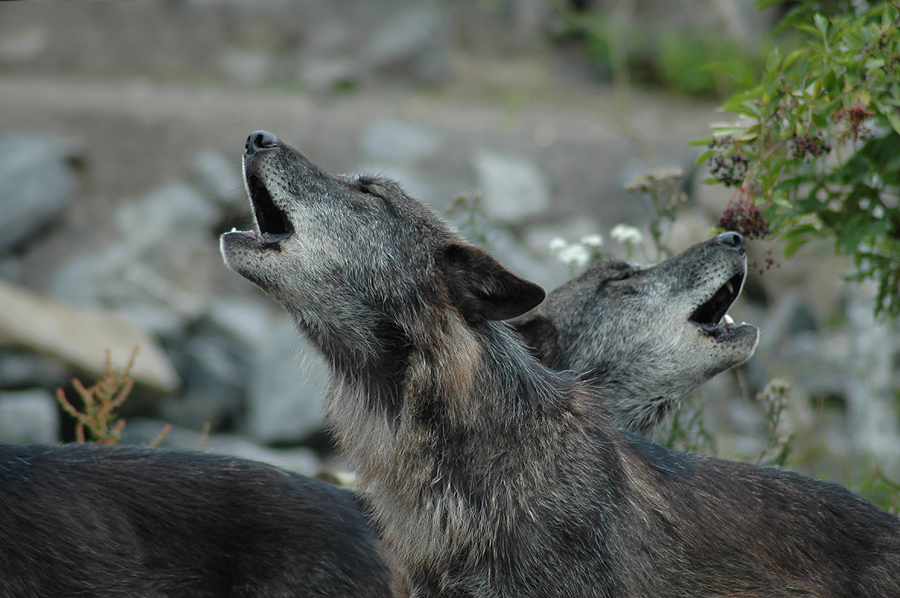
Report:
324,308,613,589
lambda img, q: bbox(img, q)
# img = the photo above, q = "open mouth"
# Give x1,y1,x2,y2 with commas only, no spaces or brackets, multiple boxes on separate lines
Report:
689,270,745,338
244,172,293,245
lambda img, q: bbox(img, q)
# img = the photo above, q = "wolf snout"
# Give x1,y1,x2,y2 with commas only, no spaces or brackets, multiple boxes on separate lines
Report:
716,231,744,252
245,130,279,156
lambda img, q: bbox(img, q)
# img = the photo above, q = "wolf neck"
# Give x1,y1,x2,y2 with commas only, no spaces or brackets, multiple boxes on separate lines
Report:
323,312,604,575
328,313,580,450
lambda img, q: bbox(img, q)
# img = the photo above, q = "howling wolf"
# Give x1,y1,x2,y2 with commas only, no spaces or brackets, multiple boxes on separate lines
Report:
221,130,900,598
511,232,758,435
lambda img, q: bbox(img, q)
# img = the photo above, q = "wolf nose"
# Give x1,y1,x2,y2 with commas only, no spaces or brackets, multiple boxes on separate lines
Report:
245,131,278,156
716,231,744,252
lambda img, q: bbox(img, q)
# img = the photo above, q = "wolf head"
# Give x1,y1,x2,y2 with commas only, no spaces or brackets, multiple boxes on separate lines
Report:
511,236,760,435
220,131,545,385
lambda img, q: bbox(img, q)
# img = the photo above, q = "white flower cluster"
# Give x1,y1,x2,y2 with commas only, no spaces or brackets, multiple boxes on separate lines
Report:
549,224,646,270
548,236,592,268
610,224,643,245
548,234,606,269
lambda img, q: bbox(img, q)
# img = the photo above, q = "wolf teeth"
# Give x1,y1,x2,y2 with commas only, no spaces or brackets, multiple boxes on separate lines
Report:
231,227,238,233
723,314,734,325
725,281,734,295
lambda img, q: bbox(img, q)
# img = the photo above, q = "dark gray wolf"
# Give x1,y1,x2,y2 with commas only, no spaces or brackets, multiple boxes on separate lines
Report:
0,443,393,598
510,232,759,435
222,130,900,598
0,215,756,597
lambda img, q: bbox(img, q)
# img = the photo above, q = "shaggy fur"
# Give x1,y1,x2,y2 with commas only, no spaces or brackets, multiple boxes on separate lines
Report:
0,443,393,598
0,213,757,598
221,130,900,598
511,233,759,435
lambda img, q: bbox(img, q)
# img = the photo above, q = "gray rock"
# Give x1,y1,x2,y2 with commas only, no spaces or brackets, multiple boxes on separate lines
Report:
365,5,448,83
0,133,77,252
218,48,273,86
0,255,24,285
205,298,272,350
0,26,48,64
298,57,359,91
845,282,900,471
471,150,551,224
245,316,329,444
50,181,223,334
192,149,245,210
360,119,444,164
0,350,69,390
113,181,220,241
160,331,248,432
752,293,849,401
0,279,180,410
0,389,59,444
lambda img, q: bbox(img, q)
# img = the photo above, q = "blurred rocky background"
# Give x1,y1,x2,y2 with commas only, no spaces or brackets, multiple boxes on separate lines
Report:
0,0,897,484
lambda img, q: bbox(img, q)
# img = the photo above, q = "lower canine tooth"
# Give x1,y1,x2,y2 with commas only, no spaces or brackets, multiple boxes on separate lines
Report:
723,314,734,325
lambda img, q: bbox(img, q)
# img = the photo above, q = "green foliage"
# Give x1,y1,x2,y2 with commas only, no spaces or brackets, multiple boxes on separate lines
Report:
446,192,494,250
658,31,763,97
696,1,900,316
754,379,795,468
553,9,767,97
624,166,689,259
656,391,719,456
856,467,900,515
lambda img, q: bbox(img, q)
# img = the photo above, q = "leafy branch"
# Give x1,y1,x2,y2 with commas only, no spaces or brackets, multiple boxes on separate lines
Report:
693,1,900,315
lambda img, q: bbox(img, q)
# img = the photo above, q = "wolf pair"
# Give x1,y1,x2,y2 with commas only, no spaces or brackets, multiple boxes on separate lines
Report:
0,226,750,598
2,131,896,597
0,209,752,598
221,132,899,597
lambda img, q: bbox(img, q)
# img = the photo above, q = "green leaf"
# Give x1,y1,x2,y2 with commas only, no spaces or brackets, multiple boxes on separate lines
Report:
782,48,807,70
783,224,819,258
695,148,716,166
865,58,885,69
766,47,780,73
814,13,829,37
686,137,713,147
885,109,900,136
796,24,820,38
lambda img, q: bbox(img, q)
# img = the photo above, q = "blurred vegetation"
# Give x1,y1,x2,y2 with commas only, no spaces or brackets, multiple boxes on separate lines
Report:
55,346,171,447
694,0,900,317
552,5,771,98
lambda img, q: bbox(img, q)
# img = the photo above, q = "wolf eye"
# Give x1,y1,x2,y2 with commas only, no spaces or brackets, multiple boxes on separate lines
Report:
354,179,389,203
612,269,635,281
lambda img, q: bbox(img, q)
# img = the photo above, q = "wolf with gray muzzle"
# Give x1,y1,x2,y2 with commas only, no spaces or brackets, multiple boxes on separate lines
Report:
221,130,900,598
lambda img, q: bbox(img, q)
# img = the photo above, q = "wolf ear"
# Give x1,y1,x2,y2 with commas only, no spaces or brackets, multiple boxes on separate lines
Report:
441,244,546,321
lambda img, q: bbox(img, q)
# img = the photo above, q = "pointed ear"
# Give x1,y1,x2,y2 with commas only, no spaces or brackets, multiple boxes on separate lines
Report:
507,312,563,369
441,244,545,321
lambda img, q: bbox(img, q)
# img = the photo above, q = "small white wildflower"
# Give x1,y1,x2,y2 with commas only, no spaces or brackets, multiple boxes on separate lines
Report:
548,236,568,254
610,224,643,245
652,166,684,182
557,244,591,268
579,233,604,248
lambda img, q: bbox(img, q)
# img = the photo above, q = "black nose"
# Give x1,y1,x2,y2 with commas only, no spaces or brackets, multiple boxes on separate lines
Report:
245,131,278,156
716,231,744,252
